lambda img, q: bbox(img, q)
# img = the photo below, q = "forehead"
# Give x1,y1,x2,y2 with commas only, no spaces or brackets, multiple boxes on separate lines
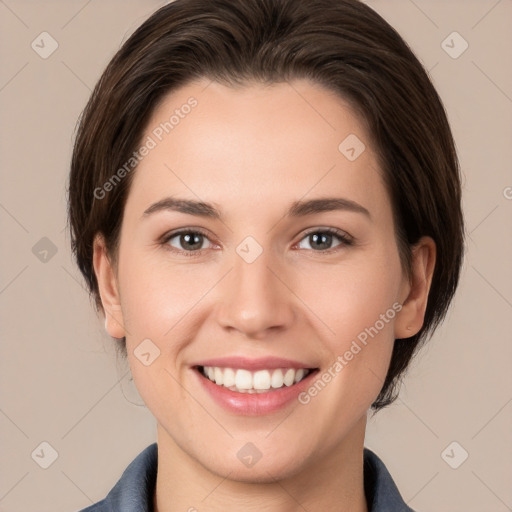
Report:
125,79,387,220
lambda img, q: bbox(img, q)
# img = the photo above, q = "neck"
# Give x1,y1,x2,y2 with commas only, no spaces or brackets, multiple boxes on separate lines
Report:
153,416,369,512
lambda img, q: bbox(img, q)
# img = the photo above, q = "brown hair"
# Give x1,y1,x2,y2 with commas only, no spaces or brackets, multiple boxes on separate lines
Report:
68,0,464,410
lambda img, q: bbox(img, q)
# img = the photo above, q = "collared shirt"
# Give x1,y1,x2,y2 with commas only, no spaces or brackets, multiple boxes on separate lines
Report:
78,443,416,511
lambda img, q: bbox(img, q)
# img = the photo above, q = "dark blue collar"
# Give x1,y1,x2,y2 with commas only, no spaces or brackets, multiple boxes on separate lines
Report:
79,443,415,511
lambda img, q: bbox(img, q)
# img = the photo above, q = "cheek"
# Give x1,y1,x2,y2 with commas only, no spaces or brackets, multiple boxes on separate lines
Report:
117,255,214,424
295,251,402,343
293,251,402,401
116,251,217,396
294,269,400,426
118,249,217,340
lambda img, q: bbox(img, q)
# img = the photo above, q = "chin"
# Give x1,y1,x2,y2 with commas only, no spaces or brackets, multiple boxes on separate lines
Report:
201,449,309,484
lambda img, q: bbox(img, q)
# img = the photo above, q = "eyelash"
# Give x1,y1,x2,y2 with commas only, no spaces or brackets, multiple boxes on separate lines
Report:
160,227,354,258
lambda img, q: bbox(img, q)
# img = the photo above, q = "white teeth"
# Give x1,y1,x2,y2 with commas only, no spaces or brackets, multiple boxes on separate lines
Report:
271,369,284,388
201,366,311,393
223,367,236,387
235,369,252,390
214,367,223,386
253,370,271,390
283,369,295,386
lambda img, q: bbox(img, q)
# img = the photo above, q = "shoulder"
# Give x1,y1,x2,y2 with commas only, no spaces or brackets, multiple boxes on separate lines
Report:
76,500,107,512
75,443,158,512
363,447,417,512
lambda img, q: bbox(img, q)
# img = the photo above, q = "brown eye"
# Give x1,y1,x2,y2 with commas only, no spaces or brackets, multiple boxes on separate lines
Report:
297,229,352,251
166,231,213,252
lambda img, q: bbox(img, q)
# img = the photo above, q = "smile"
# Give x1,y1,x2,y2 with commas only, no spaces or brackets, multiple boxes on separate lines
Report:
198,366,315,393
192,356,320,415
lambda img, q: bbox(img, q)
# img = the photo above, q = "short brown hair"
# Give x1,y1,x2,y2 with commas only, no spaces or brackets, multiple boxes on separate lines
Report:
68,0,464,410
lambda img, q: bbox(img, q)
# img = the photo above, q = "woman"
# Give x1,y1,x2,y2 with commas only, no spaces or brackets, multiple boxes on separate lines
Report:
68,0,464,510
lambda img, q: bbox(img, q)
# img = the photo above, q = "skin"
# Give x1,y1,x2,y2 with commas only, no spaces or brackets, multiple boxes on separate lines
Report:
93,78,436,512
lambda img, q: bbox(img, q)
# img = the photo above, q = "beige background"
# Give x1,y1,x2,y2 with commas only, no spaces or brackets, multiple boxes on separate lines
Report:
0,1,511,511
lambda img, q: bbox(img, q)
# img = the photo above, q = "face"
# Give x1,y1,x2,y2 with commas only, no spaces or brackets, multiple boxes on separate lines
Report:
94,78,432,482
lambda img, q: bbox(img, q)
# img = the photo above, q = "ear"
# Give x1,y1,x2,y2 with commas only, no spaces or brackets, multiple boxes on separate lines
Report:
92,233,126,338
395,236,436,339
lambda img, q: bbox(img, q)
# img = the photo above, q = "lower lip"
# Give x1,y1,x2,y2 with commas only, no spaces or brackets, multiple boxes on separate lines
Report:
194,368,318,416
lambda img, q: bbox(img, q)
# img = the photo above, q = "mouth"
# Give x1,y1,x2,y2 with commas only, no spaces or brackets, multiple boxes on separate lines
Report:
191,356,320,415
194,365,319,394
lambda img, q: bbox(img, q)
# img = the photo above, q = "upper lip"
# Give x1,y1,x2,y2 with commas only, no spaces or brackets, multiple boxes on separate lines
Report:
192,356,317,371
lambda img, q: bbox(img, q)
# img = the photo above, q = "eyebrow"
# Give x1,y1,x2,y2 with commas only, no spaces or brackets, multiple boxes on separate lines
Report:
142,196,371,220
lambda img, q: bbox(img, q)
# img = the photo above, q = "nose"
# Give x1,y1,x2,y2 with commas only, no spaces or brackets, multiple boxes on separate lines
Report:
216,249,295,339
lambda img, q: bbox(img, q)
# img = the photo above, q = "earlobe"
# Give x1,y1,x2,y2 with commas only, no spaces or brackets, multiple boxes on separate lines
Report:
92,234,126,338
395,236,436,339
